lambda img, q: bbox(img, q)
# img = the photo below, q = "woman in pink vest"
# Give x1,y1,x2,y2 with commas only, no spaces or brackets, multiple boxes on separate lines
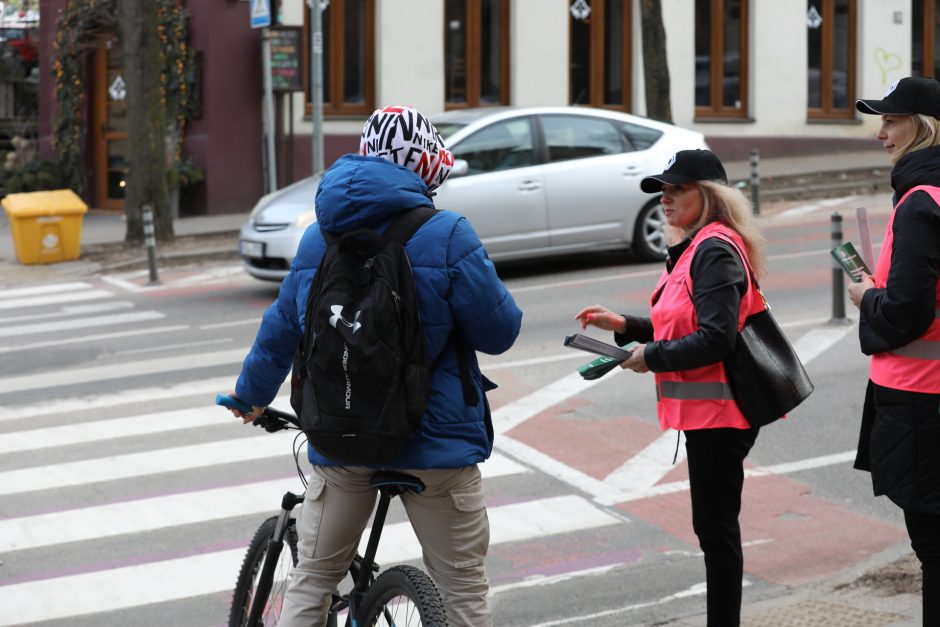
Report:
849,76,940,626
575,149,766,626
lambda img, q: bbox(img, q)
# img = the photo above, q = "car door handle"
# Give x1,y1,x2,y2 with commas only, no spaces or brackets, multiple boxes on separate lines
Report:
622,166,643,176
517,180,542,192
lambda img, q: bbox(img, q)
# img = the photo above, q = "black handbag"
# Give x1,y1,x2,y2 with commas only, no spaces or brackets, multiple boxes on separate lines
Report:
724,245,814,427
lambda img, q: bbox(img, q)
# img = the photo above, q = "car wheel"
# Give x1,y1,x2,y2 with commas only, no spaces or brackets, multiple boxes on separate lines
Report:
632,198,668,261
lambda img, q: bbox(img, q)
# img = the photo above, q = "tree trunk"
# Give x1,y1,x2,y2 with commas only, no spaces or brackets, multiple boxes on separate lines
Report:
119,0,173,243
639,0,673,124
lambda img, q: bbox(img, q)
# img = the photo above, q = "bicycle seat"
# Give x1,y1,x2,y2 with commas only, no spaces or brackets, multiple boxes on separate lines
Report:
369,471,426,494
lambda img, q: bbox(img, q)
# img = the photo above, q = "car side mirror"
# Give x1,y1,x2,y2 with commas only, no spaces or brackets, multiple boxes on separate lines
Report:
449,159,469,178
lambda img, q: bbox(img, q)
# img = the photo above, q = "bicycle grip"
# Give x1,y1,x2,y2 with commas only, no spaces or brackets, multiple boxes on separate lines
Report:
216,393,253,414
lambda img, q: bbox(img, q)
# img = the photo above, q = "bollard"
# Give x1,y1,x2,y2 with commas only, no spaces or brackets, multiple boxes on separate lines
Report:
749,149,760,216
142,203,160,285
831,212,846,321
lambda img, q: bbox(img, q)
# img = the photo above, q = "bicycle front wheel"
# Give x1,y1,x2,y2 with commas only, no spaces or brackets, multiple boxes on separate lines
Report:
228,516,298,627
358,565,447,626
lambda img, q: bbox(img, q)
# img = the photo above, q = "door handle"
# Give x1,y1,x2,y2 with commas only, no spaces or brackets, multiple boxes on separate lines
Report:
622,166,642,176
517,180,542,192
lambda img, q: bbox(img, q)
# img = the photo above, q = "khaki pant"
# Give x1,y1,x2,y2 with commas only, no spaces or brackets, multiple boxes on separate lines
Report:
279,464,492,627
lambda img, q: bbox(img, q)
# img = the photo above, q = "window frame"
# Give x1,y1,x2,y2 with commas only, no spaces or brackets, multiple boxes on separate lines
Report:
913,0,937,79
568,0,633,112
807,0,857,120
694,0,749,119
444,0,511,110
303,0,375,118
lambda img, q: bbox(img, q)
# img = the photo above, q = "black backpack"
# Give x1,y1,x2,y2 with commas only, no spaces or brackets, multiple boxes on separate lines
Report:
290,207,437,465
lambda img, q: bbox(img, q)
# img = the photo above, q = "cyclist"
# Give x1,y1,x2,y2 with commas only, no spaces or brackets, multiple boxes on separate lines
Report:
228,105,523,627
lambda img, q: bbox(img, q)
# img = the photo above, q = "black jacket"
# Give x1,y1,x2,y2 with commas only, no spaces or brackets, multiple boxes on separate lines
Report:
854,145,940,514
614,232,748,373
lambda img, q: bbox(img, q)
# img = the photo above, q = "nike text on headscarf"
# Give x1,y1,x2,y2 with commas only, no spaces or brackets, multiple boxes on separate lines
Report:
360,105,455,192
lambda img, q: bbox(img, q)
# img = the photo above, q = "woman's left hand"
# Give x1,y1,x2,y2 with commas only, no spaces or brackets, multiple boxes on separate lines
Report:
621,344,649,373
847,273,875,309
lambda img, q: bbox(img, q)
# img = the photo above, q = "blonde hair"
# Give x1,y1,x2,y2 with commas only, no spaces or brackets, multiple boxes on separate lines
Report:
690,180,767,278
894,113,940,163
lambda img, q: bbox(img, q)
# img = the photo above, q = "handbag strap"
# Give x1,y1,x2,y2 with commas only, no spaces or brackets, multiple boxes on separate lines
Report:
714,233,769,312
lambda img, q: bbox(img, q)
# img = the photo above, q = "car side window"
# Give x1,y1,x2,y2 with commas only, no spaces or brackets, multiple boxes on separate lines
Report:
541,115,624,163
451,118,535,175
618,121,663,151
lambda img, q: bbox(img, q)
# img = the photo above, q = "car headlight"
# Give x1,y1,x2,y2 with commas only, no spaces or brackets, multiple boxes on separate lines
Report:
294,208,317,230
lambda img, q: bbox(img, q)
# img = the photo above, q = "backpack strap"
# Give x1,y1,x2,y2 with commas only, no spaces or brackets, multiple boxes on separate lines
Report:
386,206,481,409
383,206,439,245
453,331,480,407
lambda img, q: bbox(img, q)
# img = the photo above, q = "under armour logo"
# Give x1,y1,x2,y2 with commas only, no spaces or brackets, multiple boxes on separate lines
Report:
329,305,362,333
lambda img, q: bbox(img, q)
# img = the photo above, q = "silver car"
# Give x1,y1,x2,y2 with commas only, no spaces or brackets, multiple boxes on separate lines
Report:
239,106,708,281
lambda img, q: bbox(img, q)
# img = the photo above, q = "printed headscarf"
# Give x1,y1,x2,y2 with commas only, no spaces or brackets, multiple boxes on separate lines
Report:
359,105,455,192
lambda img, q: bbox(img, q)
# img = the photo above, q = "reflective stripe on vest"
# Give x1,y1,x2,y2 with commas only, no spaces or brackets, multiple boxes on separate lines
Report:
870,185,940,394
658,380,736,401
887,310,940,359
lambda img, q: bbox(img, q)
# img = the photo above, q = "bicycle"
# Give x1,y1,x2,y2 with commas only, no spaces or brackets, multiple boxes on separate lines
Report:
216,394,447,627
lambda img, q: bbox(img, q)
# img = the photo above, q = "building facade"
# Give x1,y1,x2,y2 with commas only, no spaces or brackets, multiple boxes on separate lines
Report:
37,0,934,215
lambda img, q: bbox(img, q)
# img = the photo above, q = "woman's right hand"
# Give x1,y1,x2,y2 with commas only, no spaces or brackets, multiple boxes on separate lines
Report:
574,305,626,333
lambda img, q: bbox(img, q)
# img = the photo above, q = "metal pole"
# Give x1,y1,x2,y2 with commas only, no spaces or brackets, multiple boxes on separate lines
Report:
749,149,760,216
142,203,160,285
262,28,278,193
309,0,324,176
831,212,846,321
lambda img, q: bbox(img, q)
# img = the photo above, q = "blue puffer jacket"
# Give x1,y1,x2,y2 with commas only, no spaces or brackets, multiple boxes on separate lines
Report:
236,154,523,469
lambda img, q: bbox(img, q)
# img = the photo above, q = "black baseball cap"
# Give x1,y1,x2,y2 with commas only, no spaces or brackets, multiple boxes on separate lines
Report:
640,149,728,194
855,76,940,118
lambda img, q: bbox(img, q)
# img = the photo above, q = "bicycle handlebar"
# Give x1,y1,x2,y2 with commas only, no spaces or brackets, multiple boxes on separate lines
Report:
215,393,300,432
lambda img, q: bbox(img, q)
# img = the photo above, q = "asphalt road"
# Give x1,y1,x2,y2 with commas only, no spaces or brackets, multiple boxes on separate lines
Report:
0,188,923,626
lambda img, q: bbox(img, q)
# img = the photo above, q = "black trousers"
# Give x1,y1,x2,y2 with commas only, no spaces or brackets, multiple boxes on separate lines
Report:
685,427,759,627
904,510,940,625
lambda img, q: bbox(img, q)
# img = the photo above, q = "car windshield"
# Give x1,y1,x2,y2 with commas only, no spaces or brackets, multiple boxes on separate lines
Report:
435,122,466,142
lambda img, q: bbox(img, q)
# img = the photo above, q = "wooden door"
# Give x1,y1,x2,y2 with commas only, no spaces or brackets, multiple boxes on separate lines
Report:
92,43,128,210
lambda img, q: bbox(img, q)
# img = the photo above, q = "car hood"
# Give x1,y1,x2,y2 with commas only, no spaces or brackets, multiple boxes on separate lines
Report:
253,177,319,225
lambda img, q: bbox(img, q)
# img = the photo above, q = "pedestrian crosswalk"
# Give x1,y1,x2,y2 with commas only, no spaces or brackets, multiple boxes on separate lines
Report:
0,280,636,626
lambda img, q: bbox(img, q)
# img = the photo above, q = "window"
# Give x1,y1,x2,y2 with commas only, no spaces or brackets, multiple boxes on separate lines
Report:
542,115,624,162
695,0,749,118
806,0,856,119
445,0,510,108
450,118,534,175
618,121,662,150
569,0,632,111
913,0,940,79
304,0,374,117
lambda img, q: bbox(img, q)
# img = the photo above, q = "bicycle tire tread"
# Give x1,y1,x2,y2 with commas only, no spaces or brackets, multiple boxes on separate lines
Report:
228,516,298,627
358,564,447,626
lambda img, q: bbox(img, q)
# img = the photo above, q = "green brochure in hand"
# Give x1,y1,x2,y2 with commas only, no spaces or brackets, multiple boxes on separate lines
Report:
572,340,638,380
577,355,621,380
831,242,872,283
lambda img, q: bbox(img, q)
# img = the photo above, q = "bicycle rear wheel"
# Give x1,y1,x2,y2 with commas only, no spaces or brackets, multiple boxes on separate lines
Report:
358,565,447,626
228,516,298,627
